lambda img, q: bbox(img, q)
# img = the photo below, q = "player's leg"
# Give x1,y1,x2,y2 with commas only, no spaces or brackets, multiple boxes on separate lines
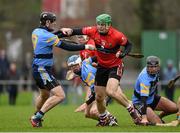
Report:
95,67,118,126
85,101,99,120
74,85,91,112
30,67,65,127
155,96,178,119
40,85,65,113
146,107,162,123
177,97,180,121
105,64,130,107
94,66,109,119
105,65,141,124
30,85,65,127
74,85,92,112
96,85,118,126
106,78,130,107
106,78,141,124
35,89,50,112
155,97,180,127
74,103,87,112
156,120,179,126
84,85,91,100
95,85,107,114
105,64,131,108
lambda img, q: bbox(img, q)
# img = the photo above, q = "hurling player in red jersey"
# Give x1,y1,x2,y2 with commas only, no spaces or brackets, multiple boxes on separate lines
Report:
61,14,141,126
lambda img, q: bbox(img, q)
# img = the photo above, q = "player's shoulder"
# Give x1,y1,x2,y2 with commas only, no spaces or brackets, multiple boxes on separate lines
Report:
110,27,127,43
32,28,54,37
110,27,125,35
32,27,46,33
138,67,149,80
32,28,40,34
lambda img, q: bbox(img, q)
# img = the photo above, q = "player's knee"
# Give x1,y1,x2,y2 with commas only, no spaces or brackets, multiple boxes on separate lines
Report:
165,104,178,114
171,106,178,113
40,93,50,101
56,92,66,102
106,89,115,97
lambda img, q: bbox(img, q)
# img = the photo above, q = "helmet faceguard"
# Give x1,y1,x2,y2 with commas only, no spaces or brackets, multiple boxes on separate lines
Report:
146,56,160,76
67,55,82,74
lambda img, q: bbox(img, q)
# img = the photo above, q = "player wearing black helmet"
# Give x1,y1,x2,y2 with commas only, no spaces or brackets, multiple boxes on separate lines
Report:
39,12,56,31
30,11,95,127
40,12,56,24
132,56,178,126
146,56,160,76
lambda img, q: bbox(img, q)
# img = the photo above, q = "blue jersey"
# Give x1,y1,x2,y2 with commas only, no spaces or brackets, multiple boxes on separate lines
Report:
80,57,97,92
32,27,62,66
132,67,159,105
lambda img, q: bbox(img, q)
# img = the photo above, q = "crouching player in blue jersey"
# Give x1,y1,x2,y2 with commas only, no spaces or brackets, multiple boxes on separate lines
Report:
66,55,118,126
30,12,95,127
132,56,178,126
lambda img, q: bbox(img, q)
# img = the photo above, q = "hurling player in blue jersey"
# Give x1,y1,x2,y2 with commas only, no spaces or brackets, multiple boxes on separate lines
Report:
66,55,118,126
132,56,178,125
30,12,95,127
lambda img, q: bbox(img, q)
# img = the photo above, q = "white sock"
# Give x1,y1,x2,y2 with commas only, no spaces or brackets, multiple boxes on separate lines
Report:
99,111,108,118
126,104,132,109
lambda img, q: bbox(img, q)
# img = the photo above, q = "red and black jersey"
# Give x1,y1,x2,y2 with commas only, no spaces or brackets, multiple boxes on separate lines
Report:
82,26,127,68
80,38,96,60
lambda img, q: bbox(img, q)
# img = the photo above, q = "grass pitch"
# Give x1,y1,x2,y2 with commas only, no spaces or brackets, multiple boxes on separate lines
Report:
0,89,180,132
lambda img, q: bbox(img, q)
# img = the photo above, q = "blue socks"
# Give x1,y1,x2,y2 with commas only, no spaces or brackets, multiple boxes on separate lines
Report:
35,111,44,119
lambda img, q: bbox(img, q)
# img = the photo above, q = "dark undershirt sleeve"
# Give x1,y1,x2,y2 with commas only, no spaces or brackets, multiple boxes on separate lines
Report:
72,28,83,35
58,40,85,51
122,40,132,55
141,96,148,115
53,30,69,38
91,56,97,63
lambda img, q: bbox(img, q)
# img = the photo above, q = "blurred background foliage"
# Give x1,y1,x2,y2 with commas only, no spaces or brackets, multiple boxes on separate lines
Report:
0,0,41,50
0,0,180,69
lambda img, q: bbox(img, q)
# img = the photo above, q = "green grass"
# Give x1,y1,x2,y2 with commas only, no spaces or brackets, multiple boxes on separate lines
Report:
0,89,180,132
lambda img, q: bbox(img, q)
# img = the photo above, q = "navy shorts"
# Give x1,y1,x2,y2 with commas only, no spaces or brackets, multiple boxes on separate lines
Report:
32,65,60,90
95,63,124,86
134,95,161,115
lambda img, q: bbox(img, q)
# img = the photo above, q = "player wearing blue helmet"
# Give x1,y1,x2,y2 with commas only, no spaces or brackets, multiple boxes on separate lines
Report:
66,55,118,126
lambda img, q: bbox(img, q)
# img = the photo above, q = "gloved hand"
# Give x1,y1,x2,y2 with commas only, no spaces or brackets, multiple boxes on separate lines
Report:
116,51,126,58
85,45,96,50
60,28,73,36
66,70,75,80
